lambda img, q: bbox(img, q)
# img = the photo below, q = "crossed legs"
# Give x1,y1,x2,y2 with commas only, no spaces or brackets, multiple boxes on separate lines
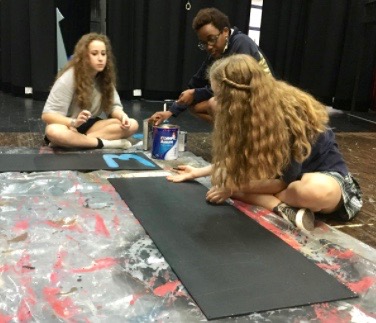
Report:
45,118,139,148
233,173,343,216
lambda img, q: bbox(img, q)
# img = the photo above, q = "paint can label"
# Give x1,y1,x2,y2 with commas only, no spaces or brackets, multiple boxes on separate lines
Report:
152,124,179,160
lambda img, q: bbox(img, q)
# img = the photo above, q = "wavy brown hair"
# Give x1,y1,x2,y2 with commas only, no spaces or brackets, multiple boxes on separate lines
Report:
209,54,329,189
56,33,117,115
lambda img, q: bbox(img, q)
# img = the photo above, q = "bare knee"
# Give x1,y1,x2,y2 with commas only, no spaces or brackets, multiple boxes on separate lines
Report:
287,173,342,212
45,124,66,142
112,118,139,133
188,102,213,122
302,176,340,201
128,118,139,135
188,105,201,116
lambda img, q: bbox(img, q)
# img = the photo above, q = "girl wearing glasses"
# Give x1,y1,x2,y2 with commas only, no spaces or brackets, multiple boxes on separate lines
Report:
149,7,272,125
167,54,362,232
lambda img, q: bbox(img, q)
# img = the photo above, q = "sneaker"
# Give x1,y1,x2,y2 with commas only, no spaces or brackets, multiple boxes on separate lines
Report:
273,203,315,231
119,139,132,149
102,139,132,149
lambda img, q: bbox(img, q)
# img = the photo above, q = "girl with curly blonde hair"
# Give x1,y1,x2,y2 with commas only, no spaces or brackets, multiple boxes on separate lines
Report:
42,33,138,149
168,54,362,231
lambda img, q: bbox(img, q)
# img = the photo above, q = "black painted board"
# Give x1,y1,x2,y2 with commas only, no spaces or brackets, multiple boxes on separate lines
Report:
109,177,357,320
0,152,161,172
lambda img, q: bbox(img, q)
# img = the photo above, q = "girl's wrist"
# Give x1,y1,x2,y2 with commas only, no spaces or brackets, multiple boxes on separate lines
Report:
70,118,76,128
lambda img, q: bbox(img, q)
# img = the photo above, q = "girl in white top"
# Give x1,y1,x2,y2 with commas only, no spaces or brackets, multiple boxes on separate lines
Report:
42,33,138,149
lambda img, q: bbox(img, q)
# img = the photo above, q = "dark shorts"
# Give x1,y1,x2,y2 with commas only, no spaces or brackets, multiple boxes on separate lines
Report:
319,171,363,221
44,117,102,144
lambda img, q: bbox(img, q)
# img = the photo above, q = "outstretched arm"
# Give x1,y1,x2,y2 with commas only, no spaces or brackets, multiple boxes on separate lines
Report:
148,111,173,126
167,165,212,182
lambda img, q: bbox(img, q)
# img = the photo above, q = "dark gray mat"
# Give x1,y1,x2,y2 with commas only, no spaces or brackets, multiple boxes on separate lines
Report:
109,177,357,320
0,152,160,172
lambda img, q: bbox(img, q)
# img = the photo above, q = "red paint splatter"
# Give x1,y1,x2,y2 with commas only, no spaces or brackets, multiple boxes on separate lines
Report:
326,248,354,259
70,257,118,273
0,312,12,323
148,276,157,288
313,303,351,323
317,221,331,232
54,250,67,270
130,293,143,305
235,202,301,250
16,251,32,274
153,281,180,297
13,220,29,231
43,287,80,319
14,254,37,321
17,298,32,322
50,272,60,285
95,215,110,237
45,220,83,233
101,184,115,193
50,249,67,284
31,197,40,204
0,264,12,273
347,276,375,293
317,263,341,271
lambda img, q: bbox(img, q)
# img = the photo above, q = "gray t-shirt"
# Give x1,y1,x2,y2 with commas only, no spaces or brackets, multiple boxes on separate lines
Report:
42,68,123,118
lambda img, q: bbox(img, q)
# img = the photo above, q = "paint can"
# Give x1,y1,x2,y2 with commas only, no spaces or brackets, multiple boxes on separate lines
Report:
152,124,179,160
178,131,187,152
142,119,152,150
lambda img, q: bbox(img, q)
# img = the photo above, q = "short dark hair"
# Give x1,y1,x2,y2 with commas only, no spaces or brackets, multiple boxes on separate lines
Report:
192,8,231,32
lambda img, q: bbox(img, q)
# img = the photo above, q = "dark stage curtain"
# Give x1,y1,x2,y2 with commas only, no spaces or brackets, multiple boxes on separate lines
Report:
0,0,12,92
0,0,54,99
29,1,57,100
56,0,91,57
0,0,90,100
107,0,251,100
260,0,376,112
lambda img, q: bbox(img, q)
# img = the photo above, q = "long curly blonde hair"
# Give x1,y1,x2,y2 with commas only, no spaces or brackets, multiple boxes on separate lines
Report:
56,33,117,115
209,54,329,189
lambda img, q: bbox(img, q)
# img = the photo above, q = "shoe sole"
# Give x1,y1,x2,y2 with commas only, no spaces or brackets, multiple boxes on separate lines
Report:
295,208,315,231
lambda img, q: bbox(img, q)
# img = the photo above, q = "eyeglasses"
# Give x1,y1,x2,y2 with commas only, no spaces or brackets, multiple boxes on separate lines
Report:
197,32,222,51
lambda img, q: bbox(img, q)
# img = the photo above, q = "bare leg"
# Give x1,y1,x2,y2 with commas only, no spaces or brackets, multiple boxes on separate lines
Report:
234,173,342,214
86,118,139,140
45,118,139,149
232,173,343,231
275,173,342,214
45,124,99,148
188,101,213,123
233,191,281,211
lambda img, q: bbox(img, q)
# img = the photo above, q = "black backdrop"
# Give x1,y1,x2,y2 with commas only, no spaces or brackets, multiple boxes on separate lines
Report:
107,0,251,99
0,0,90,100
0,0,249,101
260,0,376,111
1,0,374,112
